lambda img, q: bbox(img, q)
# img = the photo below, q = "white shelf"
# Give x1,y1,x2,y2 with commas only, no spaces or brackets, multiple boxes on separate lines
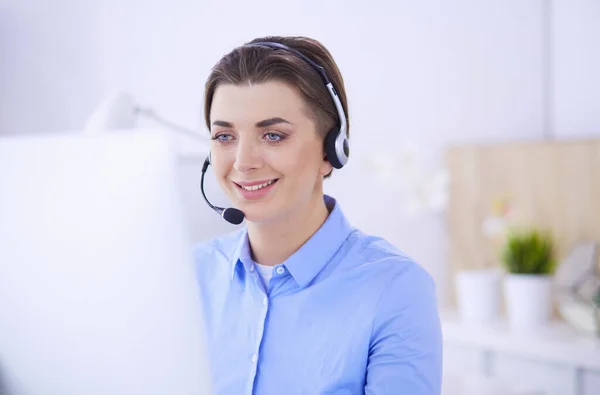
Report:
441,310,600,371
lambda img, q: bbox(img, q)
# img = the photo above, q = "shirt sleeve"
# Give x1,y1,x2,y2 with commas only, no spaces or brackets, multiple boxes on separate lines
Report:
364,262,443,395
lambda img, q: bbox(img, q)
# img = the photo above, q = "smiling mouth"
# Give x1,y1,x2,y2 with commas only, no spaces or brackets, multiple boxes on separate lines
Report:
235,179,279,191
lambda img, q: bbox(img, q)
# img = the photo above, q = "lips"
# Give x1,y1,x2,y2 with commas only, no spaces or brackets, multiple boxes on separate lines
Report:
237,179,278,191
233,179,279,200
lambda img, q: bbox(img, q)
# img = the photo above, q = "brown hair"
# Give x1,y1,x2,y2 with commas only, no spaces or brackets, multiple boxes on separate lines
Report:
203,36,349,145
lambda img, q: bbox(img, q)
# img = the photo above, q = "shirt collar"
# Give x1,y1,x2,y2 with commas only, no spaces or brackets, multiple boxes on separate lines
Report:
230,195,354,288
230,228,251,280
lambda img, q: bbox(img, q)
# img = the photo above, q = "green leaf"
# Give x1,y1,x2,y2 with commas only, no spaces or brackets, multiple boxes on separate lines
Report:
500,228,556,275
593,287,600,308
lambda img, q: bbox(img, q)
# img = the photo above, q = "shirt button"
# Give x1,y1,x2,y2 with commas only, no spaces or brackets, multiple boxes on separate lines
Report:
249,265,254,272
276,266,285,275
263,297,268,306
251,353,258,363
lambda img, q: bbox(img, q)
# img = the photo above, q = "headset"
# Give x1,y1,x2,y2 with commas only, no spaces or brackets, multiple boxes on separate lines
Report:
201,41,349,225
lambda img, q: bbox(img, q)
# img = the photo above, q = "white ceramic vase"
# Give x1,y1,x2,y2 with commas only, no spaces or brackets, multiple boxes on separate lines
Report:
455,269,501,325
504,273,553,330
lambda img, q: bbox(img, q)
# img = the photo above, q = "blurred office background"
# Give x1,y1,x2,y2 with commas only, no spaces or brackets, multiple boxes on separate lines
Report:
1,1,599,394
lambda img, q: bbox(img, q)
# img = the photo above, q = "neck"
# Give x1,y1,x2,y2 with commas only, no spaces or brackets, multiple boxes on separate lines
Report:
247,193,330,266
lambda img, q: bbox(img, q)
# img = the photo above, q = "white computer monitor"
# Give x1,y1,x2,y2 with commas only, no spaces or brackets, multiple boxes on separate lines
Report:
0,131,213,395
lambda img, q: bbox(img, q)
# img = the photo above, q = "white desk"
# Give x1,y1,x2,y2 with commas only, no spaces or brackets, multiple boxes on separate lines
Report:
441,311,600,395
442,374,545,395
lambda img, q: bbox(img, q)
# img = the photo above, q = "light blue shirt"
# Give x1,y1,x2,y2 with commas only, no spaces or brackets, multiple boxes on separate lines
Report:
194,195,442,395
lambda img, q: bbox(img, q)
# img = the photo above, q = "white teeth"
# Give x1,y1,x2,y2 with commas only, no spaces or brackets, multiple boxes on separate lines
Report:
241,179,276,191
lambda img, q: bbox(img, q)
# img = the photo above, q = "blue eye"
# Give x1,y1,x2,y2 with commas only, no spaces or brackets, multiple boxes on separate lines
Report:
212,134,232,142
264,132,283,142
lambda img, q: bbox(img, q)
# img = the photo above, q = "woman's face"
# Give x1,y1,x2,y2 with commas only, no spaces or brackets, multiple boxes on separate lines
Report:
209,80,332,224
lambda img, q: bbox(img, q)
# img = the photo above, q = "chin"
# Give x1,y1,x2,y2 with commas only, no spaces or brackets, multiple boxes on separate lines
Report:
225,188,281,223
237,205,278,224
240,198,298,225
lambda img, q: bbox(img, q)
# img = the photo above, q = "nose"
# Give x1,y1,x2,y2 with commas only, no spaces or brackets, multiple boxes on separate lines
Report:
233,138,262,173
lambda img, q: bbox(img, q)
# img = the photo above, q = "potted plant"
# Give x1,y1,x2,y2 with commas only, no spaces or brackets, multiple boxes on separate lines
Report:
501,228,557,330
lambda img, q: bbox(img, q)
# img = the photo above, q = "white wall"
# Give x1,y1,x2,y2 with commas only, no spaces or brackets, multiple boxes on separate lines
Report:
0,1,104,135
1,0,598,306
552,0,600,139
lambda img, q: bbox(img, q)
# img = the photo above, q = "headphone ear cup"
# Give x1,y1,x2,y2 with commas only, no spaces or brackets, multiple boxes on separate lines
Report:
324,128,343,169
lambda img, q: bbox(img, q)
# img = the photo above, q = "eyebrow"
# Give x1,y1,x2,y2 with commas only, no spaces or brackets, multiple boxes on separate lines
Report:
211,117,291,129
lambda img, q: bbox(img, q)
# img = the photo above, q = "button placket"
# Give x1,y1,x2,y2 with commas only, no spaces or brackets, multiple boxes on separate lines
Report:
251,280,268,378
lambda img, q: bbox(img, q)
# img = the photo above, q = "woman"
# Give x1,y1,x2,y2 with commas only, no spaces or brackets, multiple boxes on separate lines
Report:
194,36,442,395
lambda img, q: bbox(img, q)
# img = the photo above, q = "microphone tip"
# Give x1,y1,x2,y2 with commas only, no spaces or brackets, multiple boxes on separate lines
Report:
222,207,245,225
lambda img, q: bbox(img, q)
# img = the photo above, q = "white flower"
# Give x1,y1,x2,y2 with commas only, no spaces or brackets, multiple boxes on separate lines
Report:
482,216,509,239
401,168,450,218
363,152,399,184
366,143,450,218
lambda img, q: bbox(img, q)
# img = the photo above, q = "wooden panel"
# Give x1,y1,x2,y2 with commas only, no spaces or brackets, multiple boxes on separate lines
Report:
446,140,600,306
446,147,483,271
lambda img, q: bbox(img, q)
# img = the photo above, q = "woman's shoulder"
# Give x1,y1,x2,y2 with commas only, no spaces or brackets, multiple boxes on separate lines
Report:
346,229,433,283
346,229,411,263
347,231,438,315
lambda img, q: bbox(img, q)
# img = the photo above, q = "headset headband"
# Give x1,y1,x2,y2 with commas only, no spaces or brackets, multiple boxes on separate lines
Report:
244,42,346,131
243,41,349,168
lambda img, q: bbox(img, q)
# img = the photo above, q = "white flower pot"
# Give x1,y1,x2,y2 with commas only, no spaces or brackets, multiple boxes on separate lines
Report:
504,274,553,330
455,269,501,325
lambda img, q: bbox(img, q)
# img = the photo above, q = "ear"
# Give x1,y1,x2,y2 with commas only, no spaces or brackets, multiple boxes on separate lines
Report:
319,156,333,178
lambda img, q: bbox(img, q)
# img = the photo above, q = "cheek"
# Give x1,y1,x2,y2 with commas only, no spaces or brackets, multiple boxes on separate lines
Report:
269,151,300,173
271,144,323,179
210,152,233,180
